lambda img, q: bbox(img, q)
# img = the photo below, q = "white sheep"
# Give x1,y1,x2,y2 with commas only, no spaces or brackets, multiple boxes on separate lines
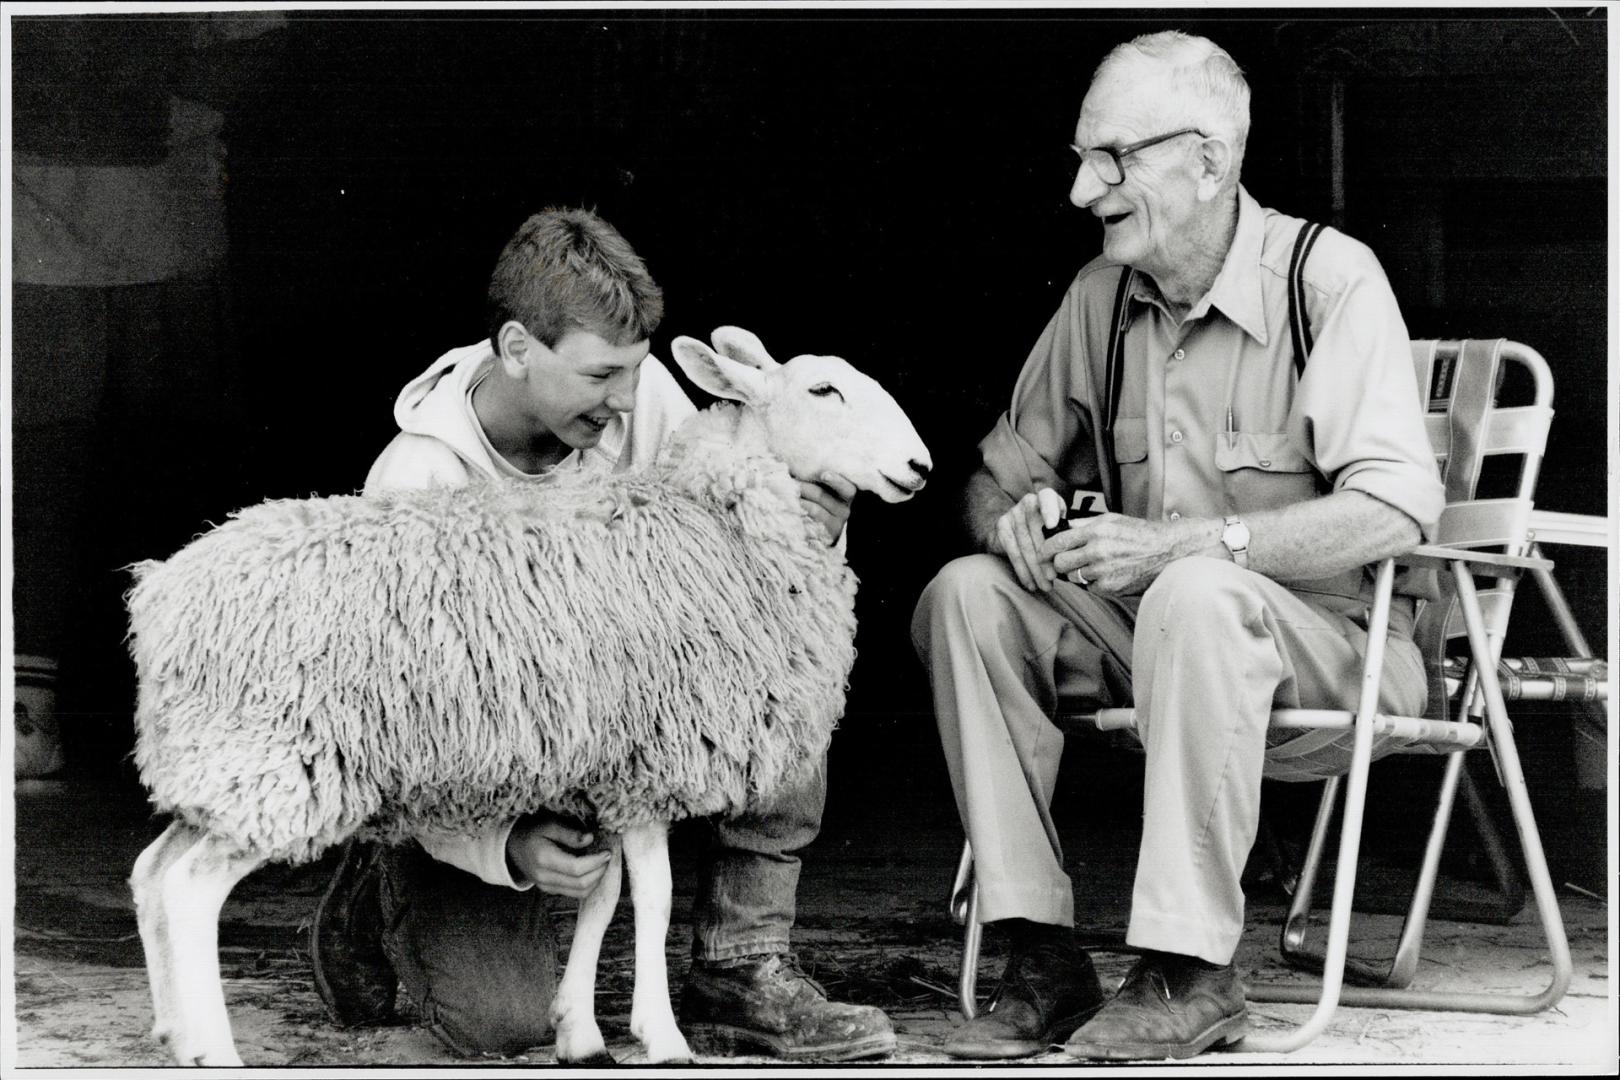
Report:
124,327,931,1067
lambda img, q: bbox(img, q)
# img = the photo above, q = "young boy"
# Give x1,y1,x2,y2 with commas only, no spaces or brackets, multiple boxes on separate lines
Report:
310,207,895,1061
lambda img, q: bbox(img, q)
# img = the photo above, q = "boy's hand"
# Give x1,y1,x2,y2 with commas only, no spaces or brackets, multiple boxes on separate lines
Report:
506,813,612,898
799,473,856,545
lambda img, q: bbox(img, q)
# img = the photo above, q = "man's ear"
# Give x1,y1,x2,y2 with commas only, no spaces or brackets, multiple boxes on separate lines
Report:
1195,135,1235,201
496,320,538,376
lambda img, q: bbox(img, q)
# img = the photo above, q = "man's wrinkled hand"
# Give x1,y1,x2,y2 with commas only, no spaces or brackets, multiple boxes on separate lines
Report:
799,473,856,545
990,489,1069,592
505,814,613,898
1045,513,1187,595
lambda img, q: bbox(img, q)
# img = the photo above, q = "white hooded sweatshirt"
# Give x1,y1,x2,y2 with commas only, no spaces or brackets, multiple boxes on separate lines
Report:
366,339,696,888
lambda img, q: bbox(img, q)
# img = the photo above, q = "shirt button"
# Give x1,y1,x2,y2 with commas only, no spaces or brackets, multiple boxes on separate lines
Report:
1170,430,1184,443
1259,458,1272,468
1173,348,1186,361
1169,511,1182,522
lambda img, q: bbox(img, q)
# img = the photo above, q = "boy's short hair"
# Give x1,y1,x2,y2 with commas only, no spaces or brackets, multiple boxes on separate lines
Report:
485,207,664,351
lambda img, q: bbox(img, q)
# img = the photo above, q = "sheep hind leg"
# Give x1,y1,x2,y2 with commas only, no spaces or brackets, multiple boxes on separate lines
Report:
622,821,692,1065
156,828,266,1065
551,836,622,1065
130,820,202,1054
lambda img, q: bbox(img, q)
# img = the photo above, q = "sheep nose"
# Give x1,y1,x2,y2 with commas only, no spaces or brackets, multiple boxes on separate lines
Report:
909,459,932,481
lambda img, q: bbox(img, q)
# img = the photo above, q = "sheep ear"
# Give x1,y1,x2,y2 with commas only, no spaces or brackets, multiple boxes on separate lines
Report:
709,326,779,373
670,335,769,405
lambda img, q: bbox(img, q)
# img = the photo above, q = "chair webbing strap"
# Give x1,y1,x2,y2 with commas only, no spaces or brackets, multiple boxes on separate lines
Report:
1443,339,1506,505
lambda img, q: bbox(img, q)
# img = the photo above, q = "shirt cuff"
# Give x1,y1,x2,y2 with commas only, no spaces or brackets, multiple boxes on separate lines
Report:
1335,461,1446,542
416,819,534,891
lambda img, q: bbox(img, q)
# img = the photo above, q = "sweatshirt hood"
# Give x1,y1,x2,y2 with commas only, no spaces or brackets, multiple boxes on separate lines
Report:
390,340,634,480
391,341,501,479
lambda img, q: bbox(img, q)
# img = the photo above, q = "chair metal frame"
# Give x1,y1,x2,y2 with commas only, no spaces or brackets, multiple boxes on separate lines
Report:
946,339,1579,1054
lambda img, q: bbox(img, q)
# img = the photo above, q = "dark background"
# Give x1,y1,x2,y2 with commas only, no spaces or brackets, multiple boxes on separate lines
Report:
9,8,1610,883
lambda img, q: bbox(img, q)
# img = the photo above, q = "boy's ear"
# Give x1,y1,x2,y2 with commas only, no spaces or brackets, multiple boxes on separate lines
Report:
495,320,535,375
670,335,769,405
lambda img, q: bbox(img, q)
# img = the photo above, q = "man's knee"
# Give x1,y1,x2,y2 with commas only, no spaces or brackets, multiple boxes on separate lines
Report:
911,553,1017,652
1138,557,1259,641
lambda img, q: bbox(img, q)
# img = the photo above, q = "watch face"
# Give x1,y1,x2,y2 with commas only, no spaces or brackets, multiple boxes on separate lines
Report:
1224,520,1249,550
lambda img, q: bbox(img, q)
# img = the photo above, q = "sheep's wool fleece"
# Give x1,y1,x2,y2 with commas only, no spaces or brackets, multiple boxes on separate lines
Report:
127,439,857,863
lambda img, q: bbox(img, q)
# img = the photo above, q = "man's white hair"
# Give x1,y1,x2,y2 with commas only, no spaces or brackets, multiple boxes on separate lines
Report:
1094,31,1251,169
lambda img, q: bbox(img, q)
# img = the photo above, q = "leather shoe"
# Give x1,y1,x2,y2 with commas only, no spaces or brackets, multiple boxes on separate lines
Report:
944,924,1107,1060
680,953,896,1062
1064,951,1247,1060
309,839,398,1027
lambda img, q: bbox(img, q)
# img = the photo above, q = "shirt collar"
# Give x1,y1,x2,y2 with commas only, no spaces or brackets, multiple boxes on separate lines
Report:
1190,185,1269,345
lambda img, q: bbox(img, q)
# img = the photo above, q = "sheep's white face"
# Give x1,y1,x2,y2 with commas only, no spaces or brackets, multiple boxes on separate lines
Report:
670,328,932,502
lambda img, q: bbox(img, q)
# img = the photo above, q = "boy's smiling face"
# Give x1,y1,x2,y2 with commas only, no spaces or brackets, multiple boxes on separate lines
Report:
518,327,650,450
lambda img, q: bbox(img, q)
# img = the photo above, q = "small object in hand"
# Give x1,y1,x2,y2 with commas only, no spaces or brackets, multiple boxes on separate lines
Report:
1042,491,1108,540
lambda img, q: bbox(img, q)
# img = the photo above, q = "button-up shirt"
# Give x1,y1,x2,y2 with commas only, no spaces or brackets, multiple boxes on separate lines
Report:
979,185,1445,608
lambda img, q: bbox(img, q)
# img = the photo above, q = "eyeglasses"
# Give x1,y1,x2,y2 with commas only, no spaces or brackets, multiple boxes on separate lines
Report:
1070,127,1207,186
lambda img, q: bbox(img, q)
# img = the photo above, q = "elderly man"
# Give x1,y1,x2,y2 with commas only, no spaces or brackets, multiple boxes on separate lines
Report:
911,31,1444,1062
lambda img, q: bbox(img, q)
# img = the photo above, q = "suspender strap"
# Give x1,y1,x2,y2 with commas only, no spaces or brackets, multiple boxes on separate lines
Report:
1288,221,1325,374
1101,266,1134,505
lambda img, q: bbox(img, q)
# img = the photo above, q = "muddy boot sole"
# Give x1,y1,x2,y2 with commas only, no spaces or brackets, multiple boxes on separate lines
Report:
682,1021,898,1062
1065,1010,1249,1061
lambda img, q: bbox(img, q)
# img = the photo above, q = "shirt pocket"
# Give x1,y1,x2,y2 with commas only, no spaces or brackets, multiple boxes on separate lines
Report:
1109,417,1150,513
1112,417,1149,465
1215,431,1319,510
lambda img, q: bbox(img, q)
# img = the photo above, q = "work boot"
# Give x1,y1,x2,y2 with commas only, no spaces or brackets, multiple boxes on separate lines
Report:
1064,950,1247,1061
679,952,896,1061
944,920,1107,1059
309,839,398,1027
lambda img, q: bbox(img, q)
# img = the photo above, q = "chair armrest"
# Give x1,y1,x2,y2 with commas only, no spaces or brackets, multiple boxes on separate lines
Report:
1395,545,1555,576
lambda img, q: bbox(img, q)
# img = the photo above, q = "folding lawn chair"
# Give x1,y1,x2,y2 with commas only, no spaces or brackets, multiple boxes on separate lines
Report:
946,339,1585,1054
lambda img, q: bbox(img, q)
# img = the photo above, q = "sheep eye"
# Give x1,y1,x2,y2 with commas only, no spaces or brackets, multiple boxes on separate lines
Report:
808,383,845,402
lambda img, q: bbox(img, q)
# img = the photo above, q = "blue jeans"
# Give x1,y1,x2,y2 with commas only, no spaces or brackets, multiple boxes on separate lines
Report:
376,756,828,1055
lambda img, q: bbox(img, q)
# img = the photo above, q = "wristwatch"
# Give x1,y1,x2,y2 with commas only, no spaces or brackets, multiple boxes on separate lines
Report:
1221,516,1251,570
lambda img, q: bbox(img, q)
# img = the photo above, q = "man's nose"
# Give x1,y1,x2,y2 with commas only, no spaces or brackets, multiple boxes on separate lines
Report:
1070,157,1108,208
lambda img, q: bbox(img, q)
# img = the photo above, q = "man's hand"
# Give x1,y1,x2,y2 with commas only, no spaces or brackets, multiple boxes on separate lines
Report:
1046,513,1219,595
799,473,857,545
505,814,613,898
988,488,1070,592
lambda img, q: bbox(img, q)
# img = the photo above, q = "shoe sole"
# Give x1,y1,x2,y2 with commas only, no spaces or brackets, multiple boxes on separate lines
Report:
1064,1009,1249,1061
682,1022,898,1062
309,918,395,1028
309,856,396,1029
944,1004,1105,1060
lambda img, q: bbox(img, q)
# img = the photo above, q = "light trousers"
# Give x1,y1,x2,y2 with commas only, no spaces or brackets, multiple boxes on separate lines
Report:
911,554,1427,964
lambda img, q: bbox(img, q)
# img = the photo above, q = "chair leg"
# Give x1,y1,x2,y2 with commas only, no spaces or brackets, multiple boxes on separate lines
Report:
1275,752,1468,989
1248,564,1573,1021
1456,759,1528,922
950,840,985,1020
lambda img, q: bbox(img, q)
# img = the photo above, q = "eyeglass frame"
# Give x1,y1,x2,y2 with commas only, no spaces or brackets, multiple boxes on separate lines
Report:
1070,127,1209,186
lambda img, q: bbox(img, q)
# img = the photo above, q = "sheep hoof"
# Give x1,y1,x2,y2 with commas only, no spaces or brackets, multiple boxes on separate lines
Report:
173,1041,243,1067
651,1049,696,1065
560,1049,617,1066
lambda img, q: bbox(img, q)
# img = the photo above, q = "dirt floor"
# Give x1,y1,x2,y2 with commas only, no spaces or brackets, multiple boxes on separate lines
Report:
8,771,1616,1073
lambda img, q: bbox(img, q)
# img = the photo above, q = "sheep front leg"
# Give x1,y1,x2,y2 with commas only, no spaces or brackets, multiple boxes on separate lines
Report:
551,835,622,1065
621,821,692,1064
154,828,265,1065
